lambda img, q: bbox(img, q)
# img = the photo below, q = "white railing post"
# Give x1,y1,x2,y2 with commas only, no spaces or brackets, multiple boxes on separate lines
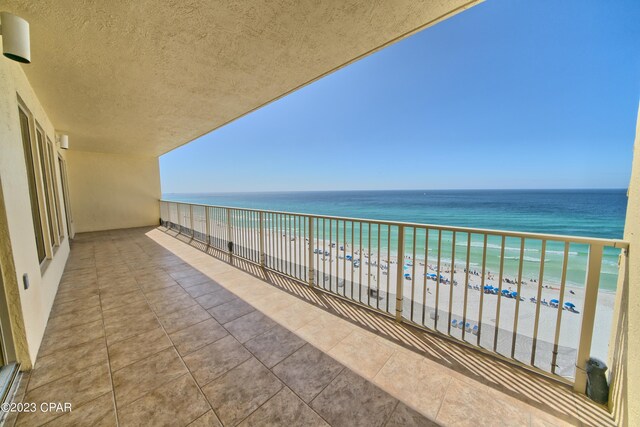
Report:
395,225,405,322
259,211,265,268
226,208,233,257
308,216,315,287
189,204,194,238
205,206,211,247
574,243,603,393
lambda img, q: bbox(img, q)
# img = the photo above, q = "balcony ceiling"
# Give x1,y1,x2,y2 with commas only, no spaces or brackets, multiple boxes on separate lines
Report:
5,0,481,156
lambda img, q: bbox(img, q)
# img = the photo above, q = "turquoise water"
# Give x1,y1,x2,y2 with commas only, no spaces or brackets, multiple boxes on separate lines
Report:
163,189,627,290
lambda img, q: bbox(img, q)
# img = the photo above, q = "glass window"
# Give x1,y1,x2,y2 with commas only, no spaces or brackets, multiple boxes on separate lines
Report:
18,108,46,262
47,138,64,239
35,127,55,246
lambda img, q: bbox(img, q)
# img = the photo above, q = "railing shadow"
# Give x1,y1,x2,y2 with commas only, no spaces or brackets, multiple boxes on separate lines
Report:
159,226,614,427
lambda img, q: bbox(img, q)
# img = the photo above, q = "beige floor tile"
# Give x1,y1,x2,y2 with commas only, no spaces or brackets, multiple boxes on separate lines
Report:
97,275,138,291
104,310,161,345
436,378,530,427
150,293,198,316
224,310,278,343
45,306,102,333
176,274,215,288
329,330,395,379
202,358,283,426
17,362,112,426
182,280,224,298
386,402,439,427
239,387,329,427
270,302,323,330
310,369,398,427
50,295,101,317
44,392,117,427
38,319,104,358
143,284,189,303
30,337,108,390
100,289,147,311
208,298,256,324
188,410,223,427
195,289,237,310
183,335,252,386
272,344,344,403
113,347,187,407
118,374,210,427
244,325,306,368
249,293,294,314
169,318,228,356
157,304,212,334
101,298,152,321
108,327,173,371
54,287,100,305
373,350,452,419
296,313,355,351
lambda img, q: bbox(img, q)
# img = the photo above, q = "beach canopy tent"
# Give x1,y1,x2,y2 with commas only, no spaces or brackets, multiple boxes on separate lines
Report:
501,289,511,295
550,299,560,304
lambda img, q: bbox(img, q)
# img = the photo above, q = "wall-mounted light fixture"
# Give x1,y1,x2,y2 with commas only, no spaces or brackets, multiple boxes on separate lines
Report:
0,12,30,63
57,134,69,150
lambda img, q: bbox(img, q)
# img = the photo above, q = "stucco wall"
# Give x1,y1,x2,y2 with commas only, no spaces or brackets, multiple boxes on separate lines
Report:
65,150,160,233
618,104,640,426
0,50,70,367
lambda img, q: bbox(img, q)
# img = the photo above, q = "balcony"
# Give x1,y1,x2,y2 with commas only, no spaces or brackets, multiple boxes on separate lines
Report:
5,222,619,426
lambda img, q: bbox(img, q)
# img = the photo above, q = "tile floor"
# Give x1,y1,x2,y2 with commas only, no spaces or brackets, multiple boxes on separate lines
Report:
4,227,615,426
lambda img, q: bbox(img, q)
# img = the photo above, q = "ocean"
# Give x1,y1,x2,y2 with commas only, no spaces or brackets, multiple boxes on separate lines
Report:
162,189,627,290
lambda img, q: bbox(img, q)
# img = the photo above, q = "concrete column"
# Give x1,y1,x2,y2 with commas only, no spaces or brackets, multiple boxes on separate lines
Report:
610,104,640,426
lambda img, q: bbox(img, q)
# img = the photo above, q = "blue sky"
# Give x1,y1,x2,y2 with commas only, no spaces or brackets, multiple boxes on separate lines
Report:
161,0,640,193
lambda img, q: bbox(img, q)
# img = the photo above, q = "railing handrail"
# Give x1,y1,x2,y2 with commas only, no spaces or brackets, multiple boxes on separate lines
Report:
160,199,628,248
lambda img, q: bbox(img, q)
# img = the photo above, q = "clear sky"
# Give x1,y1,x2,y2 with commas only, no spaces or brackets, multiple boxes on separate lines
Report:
160,0,640,194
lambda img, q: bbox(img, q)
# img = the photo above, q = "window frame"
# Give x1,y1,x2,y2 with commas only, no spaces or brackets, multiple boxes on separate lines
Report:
17,100,48,265
46,137,65,241
34,123,58,252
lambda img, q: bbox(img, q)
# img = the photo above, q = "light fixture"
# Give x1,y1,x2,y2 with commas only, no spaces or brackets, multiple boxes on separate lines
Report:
57,134,69,150
0,12,30,63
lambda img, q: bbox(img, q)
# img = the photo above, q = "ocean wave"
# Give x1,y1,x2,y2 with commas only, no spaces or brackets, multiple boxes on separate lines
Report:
546,250,580,256
450,241,587,256
503,256,549,263
453,242,537,252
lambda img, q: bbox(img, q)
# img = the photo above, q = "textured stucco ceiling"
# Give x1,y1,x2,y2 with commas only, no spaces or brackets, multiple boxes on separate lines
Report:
4,0,481,156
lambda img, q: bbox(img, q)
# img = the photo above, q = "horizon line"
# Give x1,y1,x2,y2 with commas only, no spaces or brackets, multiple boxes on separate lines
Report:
162,187,628,195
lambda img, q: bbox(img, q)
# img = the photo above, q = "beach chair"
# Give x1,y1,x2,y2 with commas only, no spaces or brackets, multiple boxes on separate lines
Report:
452,319,458,328
472,325,479,335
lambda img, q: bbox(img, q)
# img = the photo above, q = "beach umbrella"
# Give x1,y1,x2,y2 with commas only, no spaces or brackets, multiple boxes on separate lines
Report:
564,302,575,308
550,299,559,304
510,291,518,297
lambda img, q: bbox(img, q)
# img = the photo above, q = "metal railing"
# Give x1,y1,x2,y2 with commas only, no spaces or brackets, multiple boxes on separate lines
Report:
159,200,628,390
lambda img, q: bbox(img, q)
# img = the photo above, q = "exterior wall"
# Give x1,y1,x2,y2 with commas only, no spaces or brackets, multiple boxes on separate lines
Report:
0,52,70,368
614,104,640,426
65,150,160,233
